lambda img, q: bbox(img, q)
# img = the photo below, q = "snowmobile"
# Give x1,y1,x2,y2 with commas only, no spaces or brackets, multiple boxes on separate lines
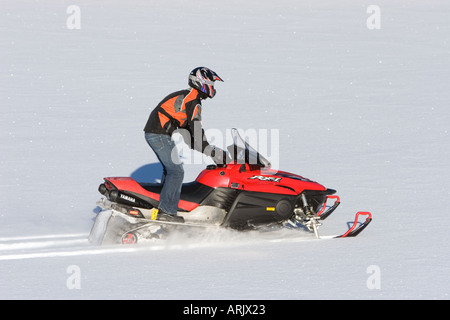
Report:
89,128,372,245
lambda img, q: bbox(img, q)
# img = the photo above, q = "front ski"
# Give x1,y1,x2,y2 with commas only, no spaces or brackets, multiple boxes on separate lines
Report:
294,194,372,239
315,211,372,239
335,211,372,238
295,210,373,240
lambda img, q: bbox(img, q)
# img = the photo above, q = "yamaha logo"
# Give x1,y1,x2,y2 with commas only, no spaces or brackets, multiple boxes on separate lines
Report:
120,194,136,203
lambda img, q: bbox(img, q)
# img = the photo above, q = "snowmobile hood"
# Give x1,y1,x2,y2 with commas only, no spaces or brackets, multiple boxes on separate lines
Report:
196,164,326,195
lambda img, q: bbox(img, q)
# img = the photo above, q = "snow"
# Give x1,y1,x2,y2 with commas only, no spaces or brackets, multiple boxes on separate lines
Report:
1,0,450,300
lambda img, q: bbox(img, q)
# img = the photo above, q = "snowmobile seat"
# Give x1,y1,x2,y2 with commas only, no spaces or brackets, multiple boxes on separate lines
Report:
139,181,213,204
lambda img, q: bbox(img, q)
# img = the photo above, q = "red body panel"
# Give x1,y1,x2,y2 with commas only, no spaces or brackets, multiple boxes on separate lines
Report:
196,163,326,195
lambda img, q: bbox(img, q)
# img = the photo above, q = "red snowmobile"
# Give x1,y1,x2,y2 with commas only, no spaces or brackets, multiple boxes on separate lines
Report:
90,128,372,245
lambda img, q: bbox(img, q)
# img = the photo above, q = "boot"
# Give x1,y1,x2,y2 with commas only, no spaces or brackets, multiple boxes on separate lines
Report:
155,209,185,223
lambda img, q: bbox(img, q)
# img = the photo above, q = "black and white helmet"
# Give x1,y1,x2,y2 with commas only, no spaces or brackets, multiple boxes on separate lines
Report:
188,67,224,98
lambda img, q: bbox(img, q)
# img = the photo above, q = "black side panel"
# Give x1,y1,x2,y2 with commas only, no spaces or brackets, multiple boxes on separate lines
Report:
179,182,214,203
223,191,297,230
127,191,159,209
200,187,240,211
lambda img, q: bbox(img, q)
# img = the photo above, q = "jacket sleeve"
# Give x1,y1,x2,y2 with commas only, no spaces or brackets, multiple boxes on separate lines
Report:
182,104,211,153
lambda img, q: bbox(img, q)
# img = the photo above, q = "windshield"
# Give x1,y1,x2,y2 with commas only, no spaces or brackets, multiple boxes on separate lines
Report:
227,128,271,168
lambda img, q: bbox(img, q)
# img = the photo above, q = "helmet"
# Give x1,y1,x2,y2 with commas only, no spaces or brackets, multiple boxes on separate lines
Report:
188,67,224,98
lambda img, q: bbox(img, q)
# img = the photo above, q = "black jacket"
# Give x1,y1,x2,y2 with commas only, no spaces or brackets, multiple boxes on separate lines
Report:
144,88,210,153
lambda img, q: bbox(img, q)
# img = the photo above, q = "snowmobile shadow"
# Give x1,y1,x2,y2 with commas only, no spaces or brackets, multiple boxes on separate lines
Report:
91,205,103,222
346,220,364,232
130,162,163,183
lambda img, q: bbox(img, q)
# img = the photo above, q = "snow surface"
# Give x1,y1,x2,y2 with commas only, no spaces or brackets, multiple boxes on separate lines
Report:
1,0,450,300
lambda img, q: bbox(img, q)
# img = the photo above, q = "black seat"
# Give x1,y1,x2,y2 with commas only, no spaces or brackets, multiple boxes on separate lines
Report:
139,181,213,204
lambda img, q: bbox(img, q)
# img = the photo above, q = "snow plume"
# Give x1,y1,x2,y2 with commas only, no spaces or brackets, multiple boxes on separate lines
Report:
146,225,314,251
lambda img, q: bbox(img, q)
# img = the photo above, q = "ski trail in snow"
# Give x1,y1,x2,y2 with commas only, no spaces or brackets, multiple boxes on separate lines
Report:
0,245,148,261
0,233,90,252
0,229,328,261
0,238,207,261
0,233,92,260
0,239,88,251
0,233,89,242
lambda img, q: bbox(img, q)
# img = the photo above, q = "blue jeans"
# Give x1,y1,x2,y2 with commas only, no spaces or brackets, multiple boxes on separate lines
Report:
145,132,184,215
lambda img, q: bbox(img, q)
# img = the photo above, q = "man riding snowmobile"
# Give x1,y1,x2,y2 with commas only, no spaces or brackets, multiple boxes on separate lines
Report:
143,67,228,223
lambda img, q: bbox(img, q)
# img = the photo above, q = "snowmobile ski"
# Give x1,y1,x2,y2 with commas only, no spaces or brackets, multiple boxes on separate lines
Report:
335,211,372,238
